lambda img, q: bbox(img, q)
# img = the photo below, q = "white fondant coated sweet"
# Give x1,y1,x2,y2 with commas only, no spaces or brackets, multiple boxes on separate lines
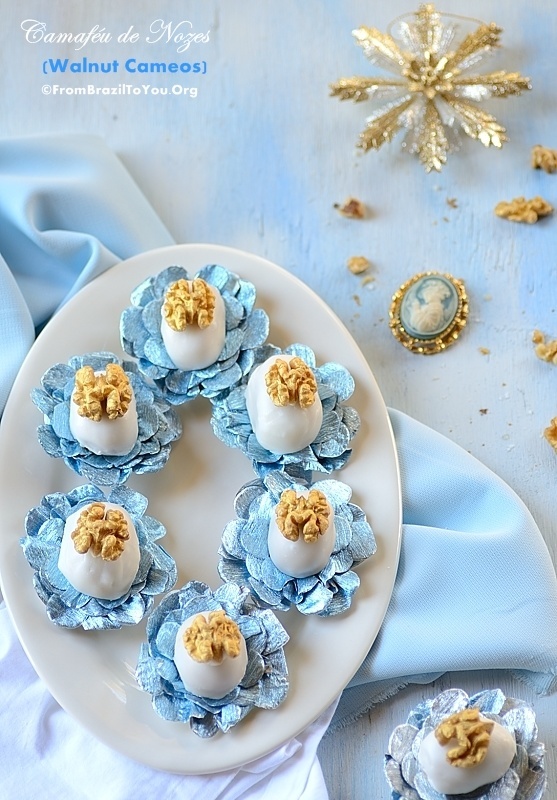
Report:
58,503,141,601
174,612,248,700
245,356,323,454
418,717,516,795
161,285,226,370
268,491,335,578
69,378,138,456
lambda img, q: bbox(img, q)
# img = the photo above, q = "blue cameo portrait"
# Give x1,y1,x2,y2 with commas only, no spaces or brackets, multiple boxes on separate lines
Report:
400,274,459,340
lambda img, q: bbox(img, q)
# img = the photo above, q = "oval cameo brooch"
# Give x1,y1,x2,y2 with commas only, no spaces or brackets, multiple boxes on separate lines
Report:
389,271,468,355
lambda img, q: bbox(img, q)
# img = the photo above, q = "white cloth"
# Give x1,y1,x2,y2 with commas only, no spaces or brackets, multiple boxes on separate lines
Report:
0,600,333,800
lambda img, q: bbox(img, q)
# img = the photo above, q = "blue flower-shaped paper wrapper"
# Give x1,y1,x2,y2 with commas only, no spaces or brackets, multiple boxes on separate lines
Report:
385,688,546,800
120,264,270,404
32,352,182,486
21,484,177,630
218,471,376,616
211,343,360,477
135,581,289,737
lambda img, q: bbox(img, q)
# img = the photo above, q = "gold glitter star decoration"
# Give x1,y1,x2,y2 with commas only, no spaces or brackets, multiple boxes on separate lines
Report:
330,3,531,172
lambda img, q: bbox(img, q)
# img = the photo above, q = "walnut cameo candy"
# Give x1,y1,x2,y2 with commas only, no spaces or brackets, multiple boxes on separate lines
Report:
135,582,289,736
419,708,516,795
58,501,140,601
267,488,336,578
69,363,138,456
173,610,248,699
21,484,177,629
33,352,183,485
386,689,545,796
245,355,323,453
161,277,226,370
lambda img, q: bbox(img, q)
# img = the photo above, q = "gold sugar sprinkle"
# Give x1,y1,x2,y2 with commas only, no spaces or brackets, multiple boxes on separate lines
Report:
532,144,557,173
265,357,317,409
494,196,553,223
533,329,557,364
275,488,331,543
71,503,129,561
183,610,242,663
435,708,494,769
163,277,215,331
72,363,132,422
334,197,367,219
347,256,371,275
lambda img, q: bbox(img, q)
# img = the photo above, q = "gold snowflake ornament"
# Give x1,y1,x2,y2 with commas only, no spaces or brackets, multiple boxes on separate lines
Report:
330,3,531,172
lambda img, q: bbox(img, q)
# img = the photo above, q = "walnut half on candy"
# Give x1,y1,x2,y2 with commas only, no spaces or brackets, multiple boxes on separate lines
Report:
275,488,331,543
435,707,494,768
265,357,317,409
72,364,132,421
183,610,242,663
163,277,216,331
71,502,130,561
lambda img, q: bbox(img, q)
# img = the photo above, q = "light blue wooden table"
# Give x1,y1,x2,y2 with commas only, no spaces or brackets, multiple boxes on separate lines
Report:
3,1,557,797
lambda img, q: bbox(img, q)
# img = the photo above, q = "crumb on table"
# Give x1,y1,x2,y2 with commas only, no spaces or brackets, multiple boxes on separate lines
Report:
544,418,557,451
533,329,557,364
334,197,367,219
347,255,370,275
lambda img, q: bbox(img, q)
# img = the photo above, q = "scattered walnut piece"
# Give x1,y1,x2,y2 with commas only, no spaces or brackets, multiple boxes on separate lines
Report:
163,277,215,331
446,197,458,208
275,488,331,543
494,196,553,223
183,610,242,663
479,408,488,415
532,144,557,173
71,503,130,561
544,418,557,451
73,364,132,421
435,708,494,768
265,357,317,409
361,274,376,287
533,329,557,364
334,197,366,219
478,347,490,356
347,256,371,275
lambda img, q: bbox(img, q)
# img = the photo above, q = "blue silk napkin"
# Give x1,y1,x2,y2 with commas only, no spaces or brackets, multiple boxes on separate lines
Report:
332,408,557,729
0,133,173,413
1,134,557,799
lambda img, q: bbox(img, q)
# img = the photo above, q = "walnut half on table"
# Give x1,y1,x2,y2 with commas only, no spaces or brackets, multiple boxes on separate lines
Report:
495,196,553,224
532,144,557,173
